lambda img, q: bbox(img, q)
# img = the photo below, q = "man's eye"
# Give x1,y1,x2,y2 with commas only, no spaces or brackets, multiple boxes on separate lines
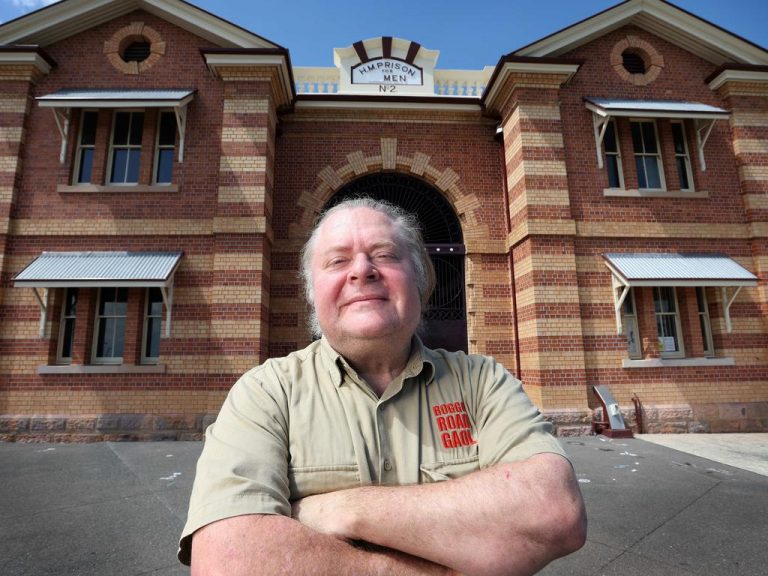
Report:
374,253,397,261
327,257,348,267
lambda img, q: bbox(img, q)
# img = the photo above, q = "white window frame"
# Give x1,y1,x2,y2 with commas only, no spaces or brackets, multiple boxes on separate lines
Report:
603,119,625,190
631,119,666,191
621,288,641,359
671,121,694,191
73,110,98,185
152,110,176,185
92,287,128,365
141,287,163,364
696,287,715,357
108,110,144,185
57,287,78,364
653,286,685,358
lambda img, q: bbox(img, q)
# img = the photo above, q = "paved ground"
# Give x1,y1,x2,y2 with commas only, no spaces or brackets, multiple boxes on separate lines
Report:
0,434,766,575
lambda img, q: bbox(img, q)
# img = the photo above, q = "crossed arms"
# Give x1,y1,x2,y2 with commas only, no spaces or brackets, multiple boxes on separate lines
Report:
191,452,587,576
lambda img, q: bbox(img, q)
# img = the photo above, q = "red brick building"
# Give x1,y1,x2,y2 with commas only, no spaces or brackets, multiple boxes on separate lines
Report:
1,0,766,440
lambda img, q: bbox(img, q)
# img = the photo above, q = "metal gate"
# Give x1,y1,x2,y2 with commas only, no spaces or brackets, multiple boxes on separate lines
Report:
327,173,467,352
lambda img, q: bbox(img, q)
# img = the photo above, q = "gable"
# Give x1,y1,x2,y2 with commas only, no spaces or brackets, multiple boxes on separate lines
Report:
512,0,768,66
0,0,281,49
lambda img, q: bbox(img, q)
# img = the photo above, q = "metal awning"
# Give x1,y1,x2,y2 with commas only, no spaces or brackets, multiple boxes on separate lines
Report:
603,253,758,335
584,97,730,171
36,89,196,164
15,251,183,338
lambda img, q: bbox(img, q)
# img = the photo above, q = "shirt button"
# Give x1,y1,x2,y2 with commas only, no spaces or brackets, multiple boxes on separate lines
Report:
383,459,393,471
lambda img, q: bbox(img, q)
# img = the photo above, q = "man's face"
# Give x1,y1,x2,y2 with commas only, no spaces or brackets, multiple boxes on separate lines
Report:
310,206,422,347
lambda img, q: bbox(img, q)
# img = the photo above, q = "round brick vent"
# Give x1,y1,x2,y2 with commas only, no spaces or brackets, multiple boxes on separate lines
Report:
104,23,166,75
610,36,664,85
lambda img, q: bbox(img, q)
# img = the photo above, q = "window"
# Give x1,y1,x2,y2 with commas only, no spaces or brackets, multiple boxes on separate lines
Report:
93,287,128,363
142,288,163,364
696,287,714,357
671,122,693,191
109,111,144,184
153,112,176,184
653,287,684,358
631,121,665,190
603,120,624,189
74,111,98,184
621,288,641,359
57,288,78,364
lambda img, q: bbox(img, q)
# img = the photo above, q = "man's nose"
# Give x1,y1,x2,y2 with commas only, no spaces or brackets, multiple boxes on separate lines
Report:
349,254,379,281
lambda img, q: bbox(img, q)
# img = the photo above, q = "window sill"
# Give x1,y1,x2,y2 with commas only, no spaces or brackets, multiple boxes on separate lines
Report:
58,184,178,194
622,357,734,368
603,188,708,199
38,364,167,375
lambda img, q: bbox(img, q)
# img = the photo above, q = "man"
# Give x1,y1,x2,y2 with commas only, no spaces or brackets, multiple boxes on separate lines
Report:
179,198,587,575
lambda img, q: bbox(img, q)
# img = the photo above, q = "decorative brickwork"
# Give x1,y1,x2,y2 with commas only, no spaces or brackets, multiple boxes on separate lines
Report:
103,22,166,74
1,5,767,440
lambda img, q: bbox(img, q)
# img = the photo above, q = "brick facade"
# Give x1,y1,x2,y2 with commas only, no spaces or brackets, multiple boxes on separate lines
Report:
0,1,766,440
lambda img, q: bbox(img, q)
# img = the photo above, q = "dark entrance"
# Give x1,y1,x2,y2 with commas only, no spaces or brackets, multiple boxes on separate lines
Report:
327,173,467,352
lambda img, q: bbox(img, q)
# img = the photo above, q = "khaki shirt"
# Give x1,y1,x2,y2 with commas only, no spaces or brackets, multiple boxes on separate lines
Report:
179,337,566,564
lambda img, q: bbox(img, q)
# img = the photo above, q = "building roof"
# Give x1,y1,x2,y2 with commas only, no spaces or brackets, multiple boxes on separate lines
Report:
603,253,758,287
584,97,729,119
37,88,195,108
0,0,282,50
14,251,183,288
513,0,768,66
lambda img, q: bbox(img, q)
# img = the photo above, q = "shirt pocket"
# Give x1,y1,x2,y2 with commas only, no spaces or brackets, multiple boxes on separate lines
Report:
419,454,480,483
288,464,361,500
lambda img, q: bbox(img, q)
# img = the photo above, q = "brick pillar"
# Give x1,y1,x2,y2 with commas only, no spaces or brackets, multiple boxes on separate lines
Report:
715,74,768,331
123,287,144,365
209,73,277,390
679,287,705,358
71,288,97,365
636,288,660,359
498,79,589,419
0,52,50,309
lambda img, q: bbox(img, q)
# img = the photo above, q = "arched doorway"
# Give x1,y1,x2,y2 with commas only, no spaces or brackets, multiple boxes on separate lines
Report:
327,173,467,352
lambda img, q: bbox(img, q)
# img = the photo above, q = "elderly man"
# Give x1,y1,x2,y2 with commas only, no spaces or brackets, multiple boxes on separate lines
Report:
179,198,586,575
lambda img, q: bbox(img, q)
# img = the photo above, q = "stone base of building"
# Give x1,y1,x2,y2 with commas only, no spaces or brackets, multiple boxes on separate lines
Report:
588,401,768,435
1,402,766,442
0,413,217,443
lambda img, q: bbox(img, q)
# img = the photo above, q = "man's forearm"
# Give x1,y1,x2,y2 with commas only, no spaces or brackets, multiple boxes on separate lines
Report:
293,453,587,576
191,513,456,576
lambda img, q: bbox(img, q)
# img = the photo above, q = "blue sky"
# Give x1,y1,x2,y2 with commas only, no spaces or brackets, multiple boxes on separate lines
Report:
1,0,767,69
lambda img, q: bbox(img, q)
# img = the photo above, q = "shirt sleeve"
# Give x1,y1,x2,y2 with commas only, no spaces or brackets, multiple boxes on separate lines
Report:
470,355,567,468
178,365,291,565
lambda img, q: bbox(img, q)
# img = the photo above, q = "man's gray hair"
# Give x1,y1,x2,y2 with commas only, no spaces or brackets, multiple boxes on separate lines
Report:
300,197,436,337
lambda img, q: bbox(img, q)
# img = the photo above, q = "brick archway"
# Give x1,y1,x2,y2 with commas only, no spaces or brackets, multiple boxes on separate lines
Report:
290,137,488,246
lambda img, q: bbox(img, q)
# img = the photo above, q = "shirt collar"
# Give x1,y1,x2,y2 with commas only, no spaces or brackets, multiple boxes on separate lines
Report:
319,335,435,388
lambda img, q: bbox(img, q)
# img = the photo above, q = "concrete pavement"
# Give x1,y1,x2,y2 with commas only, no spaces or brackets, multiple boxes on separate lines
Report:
1,434,766,575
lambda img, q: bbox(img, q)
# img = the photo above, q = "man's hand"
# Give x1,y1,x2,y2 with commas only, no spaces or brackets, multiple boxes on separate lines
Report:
291,491,354,540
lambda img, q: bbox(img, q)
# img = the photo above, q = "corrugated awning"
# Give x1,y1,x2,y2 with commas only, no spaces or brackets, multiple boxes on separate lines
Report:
584,97,729,120
37,89,195,108
37,89,195,163
603,253,758,336
14,251,183,288
15,252,183,339
603,253,757,288
584,97,729,171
